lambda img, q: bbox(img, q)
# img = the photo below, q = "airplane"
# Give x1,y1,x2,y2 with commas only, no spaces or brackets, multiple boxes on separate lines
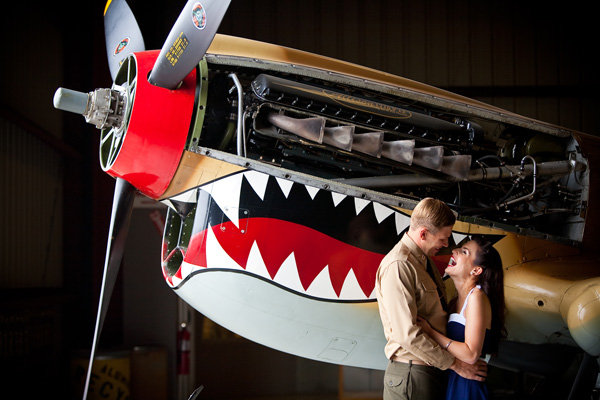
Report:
53,0,600,398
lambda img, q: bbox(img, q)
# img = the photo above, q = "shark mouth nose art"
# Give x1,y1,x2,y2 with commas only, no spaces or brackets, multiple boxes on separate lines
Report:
161,169,467,301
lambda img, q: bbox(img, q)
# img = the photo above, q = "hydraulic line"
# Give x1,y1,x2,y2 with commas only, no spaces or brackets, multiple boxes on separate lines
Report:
228,73,245,157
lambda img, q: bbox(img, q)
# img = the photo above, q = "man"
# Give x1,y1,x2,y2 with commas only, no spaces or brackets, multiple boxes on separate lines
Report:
375,197,487,400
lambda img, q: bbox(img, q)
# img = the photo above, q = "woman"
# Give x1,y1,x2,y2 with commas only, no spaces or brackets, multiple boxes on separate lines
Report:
417,235,505,400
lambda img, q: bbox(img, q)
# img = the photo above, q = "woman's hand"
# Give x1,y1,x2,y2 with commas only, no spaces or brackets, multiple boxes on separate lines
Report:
416,315,433,334
417,315,450,351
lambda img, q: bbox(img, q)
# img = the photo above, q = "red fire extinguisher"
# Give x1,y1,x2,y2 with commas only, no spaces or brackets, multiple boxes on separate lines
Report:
177,322,190,375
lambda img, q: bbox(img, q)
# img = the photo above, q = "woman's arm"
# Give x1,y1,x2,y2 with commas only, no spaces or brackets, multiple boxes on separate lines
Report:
461,290,491,364
416,315,451,347
417,290,491,365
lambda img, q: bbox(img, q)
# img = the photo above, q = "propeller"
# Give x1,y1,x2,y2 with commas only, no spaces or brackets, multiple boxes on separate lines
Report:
82,177,136,400
72,2,231,398
148,0,231,89
81,2,142,399
104,0,146,80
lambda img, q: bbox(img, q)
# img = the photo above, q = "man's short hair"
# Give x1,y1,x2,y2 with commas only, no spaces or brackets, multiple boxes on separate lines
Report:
410,197,456,233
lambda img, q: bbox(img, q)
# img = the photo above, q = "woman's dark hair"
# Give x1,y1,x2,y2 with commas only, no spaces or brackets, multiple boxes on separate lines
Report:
471,235,506,353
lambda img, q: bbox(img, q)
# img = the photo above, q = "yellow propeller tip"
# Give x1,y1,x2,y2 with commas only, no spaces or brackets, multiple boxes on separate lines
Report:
104,0,113,16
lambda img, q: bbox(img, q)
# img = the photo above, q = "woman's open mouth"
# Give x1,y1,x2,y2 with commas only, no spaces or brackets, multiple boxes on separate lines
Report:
447,256,457,268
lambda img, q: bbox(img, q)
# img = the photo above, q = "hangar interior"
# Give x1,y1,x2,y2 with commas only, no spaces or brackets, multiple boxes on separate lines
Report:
1,0,598,399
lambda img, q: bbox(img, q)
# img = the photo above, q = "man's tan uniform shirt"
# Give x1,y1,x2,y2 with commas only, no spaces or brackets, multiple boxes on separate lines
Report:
375,233,455,370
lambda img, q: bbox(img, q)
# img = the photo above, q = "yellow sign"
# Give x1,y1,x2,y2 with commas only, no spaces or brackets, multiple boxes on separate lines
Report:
71,351,130,400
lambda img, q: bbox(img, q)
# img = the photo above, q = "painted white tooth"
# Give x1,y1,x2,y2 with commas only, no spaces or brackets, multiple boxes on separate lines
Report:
339,268,365,300
368,286,376,299
245,241,272,279
331,192,346,207
453,232,468,245
305,184,320,200
395,212,411,235
170,188,197,203
354,197,370,215
161,199,175,210
204,173,243,228
244,170,269,200
172,276,182,287
373,202,394,223
205,226,243,270
275,177,294,198
180,261,195,280
273,252,304,293
183,260,202,272
306,265,338,299
199,181,213,193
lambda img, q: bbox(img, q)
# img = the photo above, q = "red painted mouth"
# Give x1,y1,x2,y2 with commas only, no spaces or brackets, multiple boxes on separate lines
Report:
184,217,385,299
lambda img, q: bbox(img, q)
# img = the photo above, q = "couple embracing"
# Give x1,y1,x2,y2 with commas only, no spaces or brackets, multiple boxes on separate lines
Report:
376,198,506,400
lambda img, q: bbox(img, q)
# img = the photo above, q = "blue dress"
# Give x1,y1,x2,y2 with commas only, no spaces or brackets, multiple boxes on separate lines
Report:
446,286,492,400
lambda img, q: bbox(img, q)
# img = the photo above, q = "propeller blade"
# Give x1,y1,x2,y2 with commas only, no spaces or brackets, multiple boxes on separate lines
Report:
82,177,136,400
104,0,146,80
148,0,231,89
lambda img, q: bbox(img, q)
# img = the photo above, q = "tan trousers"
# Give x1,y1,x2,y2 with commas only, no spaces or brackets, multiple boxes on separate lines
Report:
383,359,447,400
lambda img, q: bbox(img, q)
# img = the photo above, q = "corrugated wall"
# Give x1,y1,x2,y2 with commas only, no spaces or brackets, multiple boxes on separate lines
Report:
0,116,63,288
220,0,598,134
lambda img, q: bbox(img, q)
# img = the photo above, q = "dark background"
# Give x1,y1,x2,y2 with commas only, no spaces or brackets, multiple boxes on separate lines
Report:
1,1,598,399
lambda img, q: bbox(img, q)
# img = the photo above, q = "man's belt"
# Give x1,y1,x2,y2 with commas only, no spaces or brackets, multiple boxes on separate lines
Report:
391,356,428,366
